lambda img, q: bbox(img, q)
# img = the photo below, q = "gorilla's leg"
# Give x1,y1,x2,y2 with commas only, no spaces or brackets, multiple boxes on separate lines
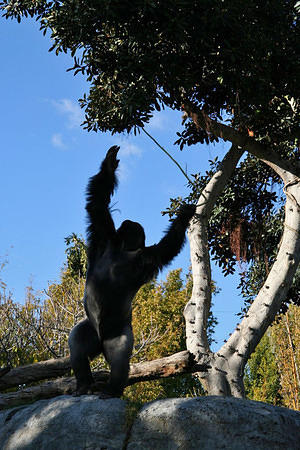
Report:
102,324,134,397
68,318,102,395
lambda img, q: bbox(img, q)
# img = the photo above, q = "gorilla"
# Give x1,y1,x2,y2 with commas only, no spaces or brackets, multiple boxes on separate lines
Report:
68,146,195,398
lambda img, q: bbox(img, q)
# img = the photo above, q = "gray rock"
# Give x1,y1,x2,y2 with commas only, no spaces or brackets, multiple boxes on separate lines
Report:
1,395,299,449
0,395,127,450
127,396,300,449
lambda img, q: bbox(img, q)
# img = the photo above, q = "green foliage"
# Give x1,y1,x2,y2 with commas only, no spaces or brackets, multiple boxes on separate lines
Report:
164,148,300,314
164,155,284,275
0,288,47,367
0,238,86,368
64,233,87,279
0,273,86,368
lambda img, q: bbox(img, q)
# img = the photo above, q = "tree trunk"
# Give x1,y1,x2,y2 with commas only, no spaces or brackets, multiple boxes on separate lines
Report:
184,145,245,395
183,115,300,396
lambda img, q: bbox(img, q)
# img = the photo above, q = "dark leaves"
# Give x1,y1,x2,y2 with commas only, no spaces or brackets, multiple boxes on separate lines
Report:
1,0,299,139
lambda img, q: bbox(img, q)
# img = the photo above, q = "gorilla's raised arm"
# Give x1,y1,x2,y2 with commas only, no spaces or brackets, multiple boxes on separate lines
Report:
86,146,120,259
142,204,196,280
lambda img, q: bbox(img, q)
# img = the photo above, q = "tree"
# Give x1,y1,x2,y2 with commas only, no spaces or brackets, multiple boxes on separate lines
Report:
271,305,300,410
244,333,282,406
0,235,86,368
244,305,300,411
0,279,52,367
2,0,300,397
126,269,216,403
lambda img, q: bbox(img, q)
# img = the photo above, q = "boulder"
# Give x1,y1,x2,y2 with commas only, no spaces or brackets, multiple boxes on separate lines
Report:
1,395,299,449
0,395,127,449
128,396,300,449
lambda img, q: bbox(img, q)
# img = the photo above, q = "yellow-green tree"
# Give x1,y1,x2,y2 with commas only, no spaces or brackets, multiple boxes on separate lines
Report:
271,305,300,410
0,284,48,366
244,333,282,406
42,270,86,358
0,237,86,367
244,305,300,411
41,234,87,358
125,269,216,403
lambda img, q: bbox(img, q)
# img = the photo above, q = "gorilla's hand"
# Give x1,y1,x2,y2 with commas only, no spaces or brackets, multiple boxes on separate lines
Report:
103,145,120,172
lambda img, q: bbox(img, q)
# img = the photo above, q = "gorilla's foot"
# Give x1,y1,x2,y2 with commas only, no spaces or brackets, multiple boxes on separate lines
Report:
97,385,122,399
72,383,94,396
98,391,115,399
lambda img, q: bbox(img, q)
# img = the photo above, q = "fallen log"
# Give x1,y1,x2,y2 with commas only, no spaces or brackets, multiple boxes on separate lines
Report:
127,350,198,384
0,351,208,409
0,357,71,391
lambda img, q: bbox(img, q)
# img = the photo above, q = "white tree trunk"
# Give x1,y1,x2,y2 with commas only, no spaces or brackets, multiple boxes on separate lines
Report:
186,144,300,397
184,145,244,357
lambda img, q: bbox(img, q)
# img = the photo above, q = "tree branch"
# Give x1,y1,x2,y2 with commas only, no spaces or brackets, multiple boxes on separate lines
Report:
183,106,300,396
183,105,300,178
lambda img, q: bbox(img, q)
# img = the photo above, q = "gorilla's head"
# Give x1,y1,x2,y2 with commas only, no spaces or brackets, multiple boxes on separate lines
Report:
117,220,145,251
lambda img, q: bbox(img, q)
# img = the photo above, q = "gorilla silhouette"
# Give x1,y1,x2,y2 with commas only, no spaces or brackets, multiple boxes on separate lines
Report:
69,146,195,397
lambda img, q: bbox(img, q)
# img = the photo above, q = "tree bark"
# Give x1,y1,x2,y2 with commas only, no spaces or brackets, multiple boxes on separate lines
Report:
0,351,208,409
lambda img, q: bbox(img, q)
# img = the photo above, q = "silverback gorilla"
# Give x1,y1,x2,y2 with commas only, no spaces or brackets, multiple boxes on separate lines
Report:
68,146,195,397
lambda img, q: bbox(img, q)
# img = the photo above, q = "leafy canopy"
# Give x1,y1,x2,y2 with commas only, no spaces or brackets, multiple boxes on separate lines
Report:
2,0,299,143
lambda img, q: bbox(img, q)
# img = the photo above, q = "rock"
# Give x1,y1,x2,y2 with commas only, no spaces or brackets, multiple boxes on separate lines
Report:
127,396,300,449
0,395,127,450
1,395,299,449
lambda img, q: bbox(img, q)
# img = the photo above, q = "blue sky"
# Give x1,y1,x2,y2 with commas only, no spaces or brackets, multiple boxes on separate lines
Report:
1,17,242,350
